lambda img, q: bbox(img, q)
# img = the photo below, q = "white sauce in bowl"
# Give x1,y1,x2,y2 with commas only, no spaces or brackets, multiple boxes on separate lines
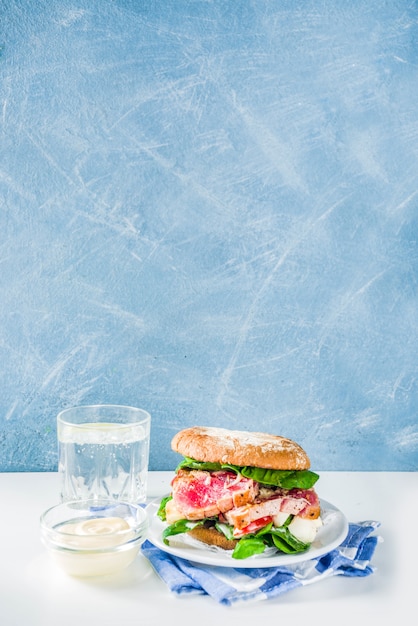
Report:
48,516,139,577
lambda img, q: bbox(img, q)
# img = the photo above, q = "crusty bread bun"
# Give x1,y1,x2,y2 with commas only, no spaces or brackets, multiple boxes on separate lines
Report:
171,426,310,471
187,526,238,550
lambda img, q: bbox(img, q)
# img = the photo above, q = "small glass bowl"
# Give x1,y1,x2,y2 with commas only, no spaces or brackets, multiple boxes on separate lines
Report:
40,499,148,577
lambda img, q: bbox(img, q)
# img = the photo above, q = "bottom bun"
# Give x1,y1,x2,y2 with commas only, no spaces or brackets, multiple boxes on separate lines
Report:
187,526,238,550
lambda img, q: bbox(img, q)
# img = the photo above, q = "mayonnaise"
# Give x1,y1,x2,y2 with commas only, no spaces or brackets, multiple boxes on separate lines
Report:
50,516,139,577
58,516,132,548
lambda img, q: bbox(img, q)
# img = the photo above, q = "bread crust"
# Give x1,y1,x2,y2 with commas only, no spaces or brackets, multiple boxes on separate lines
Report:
171,426,310,471
187,526,238,550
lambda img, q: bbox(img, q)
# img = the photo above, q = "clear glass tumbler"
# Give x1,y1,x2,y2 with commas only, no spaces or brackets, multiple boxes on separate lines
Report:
57,405,151,504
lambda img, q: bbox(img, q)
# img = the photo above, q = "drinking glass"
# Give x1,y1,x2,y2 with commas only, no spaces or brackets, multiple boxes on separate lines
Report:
57,405,151,504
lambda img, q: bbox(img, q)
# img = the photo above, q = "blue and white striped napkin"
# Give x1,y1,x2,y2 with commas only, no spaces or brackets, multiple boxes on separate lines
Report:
141,521,380,605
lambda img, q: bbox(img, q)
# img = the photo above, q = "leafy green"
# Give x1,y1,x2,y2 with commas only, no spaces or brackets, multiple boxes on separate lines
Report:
239,467,319,489
157,495,172,521
176,457,224,472
176,457,319,489
270,528,310,553
162,519,204,545
230,519,309,559
161,511,311,559
215,522,235,540
232,537,266,559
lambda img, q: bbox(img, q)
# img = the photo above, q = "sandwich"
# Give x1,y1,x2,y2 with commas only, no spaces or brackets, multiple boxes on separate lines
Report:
157,426,322,559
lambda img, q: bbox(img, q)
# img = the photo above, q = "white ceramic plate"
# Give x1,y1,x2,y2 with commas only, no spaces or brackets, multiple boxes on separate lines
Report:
146,497,349,568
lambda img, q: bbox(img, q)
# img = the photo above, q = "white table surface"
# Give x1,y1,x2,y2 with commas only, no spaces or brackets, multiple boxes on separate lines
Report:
0,471,416,625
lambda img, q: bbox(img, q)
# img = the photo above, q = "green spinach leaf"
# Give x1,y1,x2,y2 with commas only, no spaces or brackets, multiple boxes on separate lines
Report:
176,457,319,489
162,519,203,545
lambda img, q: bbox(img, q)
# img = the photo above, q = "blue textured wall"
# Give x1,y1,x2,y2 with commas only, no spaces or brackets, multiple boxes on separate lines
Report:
1,0,417,472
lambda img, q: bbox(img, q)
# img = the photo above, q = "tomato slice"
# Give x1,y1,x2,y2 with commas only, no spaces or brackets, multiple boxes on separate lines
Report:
233,516,273,538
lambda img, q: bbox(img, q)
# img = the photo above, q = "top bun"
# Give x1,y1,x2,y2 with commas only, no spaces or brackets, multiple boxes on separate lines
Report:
171,426,310,471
